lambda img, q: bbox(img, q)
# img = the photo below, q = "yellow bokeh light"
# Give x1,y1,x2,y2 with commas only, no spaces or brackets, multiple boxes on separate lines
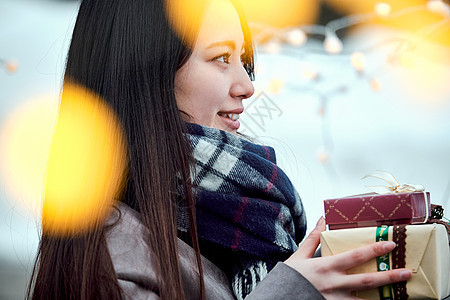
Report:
324,0,450,46
165,0,320,46
0,96,58,214
393,42,450,103
165,0,208,45
42,82,127,236
427,0,450,17
241,0,320,28
1,84,127,236
375,2,392,17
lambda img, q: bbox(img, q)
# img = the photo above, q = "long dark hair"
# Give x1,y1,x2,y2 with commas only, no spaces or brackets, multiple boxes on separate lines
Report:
27,0,254,299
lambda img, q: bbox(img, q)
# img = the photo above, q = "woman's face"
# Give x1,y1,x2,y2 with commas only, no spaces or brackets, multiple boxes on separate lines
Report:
175,0,254,134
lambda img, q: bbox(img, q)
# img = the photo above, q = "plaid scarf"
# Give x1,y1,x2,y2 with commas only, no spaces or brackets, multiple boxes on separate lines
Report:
178,123,307,299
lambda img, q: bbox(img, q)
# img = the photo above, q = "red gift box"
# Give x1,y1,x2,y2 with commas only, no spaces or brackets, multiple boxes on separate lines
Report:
324,192,431,230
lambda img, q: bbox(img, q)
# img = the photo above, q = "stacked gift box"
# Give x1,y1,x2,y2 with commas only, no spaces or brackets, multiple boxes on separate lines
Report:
321,190,450,299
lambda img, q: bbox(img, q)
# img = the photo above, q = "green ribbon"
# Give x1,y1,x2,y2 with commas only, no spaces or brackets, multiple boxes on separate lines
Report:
376,225,393,300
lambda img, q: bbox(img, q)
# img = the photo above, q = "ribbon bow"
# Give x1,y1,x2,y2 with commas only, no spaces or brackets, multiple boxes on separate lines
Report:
362,170,429,223
362,170,425,194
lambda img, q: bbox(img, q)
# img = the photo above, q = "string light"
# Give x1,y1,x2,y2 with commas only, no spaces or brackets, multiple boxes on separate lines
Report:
374,3,392,17
250,2,450,174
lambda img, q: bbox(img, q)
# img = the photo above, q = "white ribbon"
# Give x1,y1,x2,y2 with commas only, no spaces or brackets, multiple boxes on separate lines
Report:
362,170,428,223
362,170,425,194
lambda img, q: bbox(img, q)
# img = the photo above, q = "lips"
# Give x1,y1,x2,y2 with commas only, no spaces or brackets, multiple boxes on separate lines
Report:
217,108,243,131
217,112,240,121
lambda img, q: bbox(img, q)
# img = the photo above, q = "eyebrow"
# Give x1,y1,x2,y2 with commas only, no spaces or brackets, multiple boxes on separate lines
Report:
206,40,245,51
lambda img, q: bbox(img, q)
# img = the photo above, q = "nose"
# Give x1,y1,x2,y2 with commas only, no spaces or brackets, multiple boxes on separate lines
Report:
230,64,255,100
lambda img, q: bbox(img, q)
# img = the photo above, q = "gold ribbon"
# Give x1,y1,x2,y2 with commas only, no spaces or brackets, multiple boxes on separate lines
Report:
362,170,429,223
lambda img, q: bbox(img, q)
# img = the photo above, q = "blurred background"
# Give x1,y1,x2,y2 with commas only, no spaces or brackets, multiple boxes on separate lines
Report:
1,0,449,298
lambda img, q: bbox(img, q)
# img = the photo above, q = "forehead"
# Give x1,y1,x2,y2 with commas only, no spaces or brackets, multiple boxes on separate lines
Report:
196,0,244,47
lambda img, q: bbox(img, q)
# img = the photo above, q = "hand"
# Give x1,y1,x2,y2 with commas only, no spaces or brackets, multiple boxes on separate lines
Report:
284,217,412,300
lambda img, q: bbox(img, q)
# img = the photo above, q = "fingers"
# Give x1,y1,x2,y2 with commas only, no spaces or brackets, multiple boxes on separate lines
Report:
335,268,412,291
328,241,397,270
297,217,326,258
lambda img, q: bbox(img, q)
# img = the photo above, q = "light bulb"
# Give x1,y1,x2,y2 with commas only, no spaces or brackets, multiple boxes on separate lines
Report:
6,61,18,73
374,3,392,17
324,34,343,54
317,106,326,116
285,28,307,46
316,148,330,164
265,41,281,54
350,52,366,71
370,78,381,91
303,69,319,80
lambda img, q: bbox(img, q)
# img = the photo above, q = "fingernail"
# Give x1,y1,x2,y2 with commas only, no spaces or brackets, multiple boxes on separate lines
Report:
316,216,325,227
383,241,396,252
400,270,412,280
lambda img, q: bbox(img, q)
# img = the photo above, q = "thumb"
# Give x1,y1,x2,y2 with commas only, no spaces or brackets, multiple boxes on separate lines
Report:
297,217,326,259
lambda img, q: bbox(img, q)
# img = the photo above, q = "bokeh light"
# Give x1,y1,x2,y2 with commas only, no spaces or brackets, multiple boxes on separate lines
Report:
240,0,320,28
392,41,450,102
42,82,127,236
165,0,320,45
316,148,330,164
350,52,366,71
427,0,450,17
0,96,58,213
324,0,450,46
265,41,282,54
6,61,18,73
0,83,127,236
370,78,382,91
324,34,343,54
165,0,208,45
375,2,392,16
284,28,307,46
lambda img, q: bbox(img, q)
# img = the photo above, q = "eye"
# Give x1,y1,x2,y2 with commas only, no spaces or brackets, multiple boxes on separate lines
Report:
213,53,231,64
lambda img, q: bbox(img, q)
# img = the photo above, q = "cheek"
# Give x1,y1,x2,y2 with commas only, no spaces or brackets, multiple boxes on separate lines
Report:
187,70,229,112
175,62,230,125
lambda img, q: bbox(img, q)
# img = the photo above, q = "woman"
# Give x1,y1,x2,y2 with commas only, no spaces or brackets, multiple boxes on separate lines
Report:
27,0,412,299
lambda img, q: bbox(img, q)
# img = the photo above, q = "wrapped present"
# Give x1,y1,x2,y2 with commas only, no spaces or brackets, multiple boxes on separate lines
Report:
324,171,431,230
320,224,450,299
324,191,430,230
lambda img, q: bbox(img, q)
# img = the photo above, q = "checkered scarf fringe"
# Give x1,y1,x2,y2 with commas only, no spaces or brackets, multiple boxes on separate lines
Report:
178,123,307,299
